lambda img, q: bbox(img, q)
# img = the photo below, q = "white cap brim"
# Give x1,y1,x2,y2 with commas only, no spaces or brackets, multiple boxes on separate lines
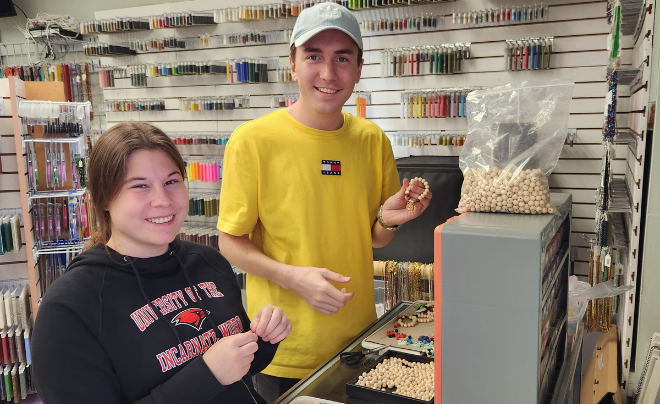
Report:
293,26,363,50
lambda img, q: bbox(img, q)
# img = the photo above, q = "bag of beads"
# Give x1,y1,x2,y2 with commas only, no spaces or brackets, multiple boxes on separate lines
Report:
456,80,574,214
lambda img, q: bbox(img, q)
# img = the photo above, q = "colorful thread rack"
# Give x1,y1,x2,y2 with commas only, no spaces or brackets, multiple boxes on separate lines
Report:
80,17,151,34
1,62,96,104
170,132,232,146
355,92,372,118
452,3,548,27
271,94,300,108
128,37,207,53
188,193,220,218
178,225,219,250
30,195,90,249
345,0,456,11
400,88,487,119
505,37,554,71
0,211,21,256
35,245,84,296
380,43,471,77
18,101,90,131
106,58,280,85
125,66,148,87
149,60,226,77
100,99,166,112
185,158,222,182
0,279,35,401
220,29,292,46
180,97,250,111
83,43,136,57
387,130,467,148
149,11,216,28
215,0,328,22
23,139,86,191
359,12,442,34
277,67,293,83
231,58,277,83
98,67,127,89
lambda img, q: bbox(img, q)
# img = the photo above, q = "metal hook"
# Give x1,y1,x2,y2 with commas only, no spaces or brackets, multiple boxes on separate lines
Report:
582,234,595,245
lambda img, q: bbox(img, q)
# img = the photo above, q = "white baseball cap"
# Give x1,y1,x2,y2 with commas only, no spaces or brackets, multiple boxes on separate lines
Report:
290,2,363,50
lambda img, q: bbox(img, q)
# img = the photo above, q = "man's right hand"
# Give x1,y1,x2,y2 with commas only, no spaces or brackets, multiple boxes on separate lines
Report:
203,332,259,385
286,267,354,315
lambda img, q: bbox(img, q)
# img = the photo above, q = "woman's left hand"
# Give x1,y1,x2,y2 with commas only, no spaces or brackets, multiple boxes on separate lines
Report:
250,305,292,344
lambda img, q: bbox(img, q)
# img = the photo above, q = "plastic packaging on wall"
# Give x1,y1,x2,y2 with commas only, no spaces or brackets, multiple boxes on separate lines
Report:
570,278,634,302
568,275,634,321
456,80,574,214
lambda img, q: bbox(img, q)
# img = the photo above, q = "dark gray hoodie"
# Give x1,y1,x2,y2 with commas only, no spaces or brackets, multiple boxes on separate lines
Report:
32,239,278,404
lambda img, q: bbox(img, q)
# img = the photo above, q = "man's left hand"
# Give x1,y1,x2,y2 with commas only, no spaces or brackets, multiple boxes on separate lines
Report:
381,178,433,226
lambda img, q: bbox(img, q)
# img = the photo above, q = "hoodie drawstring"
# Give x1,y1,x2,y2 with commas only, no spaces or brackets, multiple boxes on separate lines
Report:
171,251,221,333
170,252,258,404
128,258,183,345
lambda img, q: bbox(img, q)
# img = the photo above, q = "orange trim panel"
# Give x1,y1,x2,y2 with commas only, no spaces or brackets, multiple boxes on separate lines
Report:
433,213,466,404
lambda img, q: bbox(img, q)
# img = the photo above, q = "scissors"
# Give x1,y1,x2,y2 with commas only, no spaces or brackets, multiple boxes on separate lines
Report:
340,346,387,366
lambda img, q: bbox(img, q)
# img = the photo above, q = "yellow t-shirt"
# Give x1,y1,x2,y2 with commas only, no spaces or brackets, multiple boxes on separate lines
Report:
217,109,400,379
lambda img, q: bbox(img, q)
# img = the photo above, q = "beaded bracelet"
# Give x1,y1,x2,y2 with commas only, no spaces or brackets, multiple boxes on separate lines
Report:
395,314,418,328
405,177,430,211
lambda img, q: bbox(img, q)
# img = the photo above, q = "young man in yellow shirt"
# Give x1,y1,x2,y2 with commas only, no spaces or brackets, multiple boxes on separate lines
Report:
217,3,432,402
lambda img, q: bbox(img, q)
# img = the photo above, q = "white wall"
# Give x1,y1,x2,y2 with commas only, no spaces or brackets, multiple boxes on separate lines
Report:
95,0,633,281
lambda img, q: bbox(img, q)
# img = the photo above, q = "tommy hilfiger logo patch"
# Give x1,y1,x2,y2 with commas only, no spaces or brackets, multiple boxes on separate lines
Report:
321,160,341,175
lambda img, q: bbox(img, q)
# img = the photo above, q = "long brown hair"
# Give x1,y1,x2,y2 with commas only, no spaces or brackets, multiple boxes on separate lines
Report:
85,122,186,249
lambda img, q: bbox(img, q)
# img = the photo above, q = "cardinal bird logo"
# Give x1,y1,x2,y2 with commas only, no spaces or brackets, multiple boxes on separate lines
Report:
171,308,208,331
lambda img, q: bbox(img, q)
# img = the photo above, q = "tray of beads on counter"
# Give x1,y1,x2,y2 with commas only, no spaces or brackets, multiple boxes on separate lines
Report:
346,350,434,404
362,301,434,357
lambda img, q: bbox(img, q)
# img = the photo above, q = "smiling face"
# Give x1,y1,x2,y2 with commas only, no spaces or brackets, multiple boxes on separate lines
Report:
106,149,189,258
290,29,363,126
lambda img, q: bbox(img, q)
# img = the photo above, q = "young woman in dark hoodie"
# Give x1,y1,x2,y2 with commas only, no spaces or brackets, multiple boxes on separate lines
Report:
32,122,291,404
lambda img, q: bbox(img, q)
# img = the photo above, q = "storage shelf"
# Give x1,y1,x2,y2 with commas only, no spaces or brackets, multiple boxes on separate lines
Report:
613,130,638,147
542,248,569,305
34,242,85,256
609,177,632,214
550,320,584,404
28,189,86,200
611,211,629,250
608,67,640,85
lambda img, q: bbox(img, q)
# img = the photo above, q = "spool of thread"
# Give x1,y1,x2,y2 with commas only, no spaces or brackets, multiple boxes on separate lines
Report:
10,216,20,252
186,159,221,182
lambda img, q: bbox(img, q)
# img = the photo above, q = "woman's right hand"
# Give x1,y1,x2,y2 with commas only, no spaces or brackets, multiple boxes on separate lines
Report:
202,331,259,385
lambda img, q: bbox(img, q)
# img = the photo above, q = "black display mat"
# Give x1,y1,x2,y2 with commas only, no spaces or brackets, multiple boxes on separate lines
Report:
373,156,463,264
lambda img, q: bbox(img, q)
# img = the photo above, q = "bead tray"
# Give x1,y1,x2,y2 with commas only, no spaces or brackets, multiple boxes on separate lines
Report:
362,301,434,356
345,350,434,404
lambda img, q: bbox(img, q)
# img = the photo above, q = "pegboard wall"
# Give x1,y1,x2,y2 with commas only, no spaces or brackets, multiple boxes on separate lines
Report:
95,0,636,279
0,80,29,281
620,0,654,395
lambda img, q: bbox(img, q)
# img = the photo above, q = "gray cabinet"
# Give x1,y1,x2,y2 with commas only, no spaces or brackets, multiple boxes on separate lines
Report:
436,193,572,404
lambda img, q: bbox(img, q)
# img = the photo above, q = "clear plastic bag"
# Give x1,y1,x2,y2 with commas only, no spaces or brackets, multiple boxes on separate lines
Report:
567,275,634,320
570,279,634,302
568,276,590,320
456,80,574,214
